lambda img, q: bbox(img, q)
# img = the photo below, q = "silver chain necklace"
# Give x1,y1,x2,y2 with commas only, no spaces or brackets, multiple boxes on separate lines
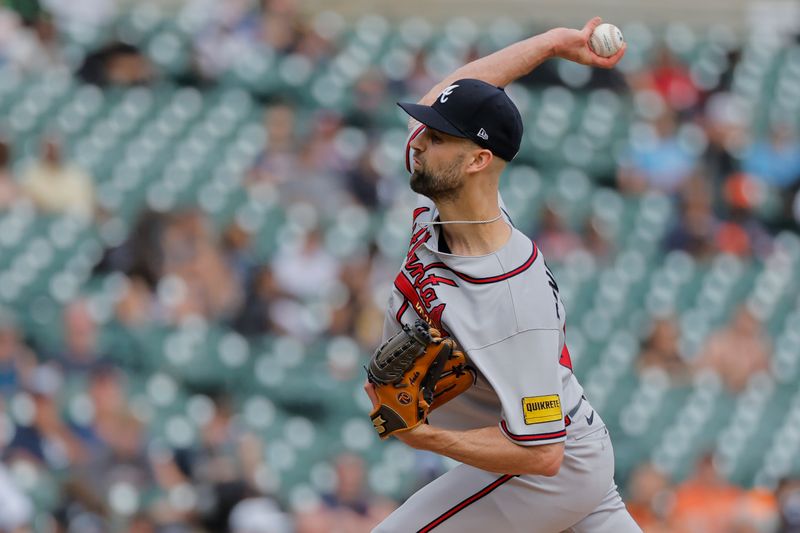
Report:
417,212,504,226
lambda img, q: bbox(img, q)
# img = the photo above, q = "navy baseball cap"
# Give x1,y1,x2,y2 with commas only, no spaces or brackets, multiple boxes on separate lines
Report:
398,78,523,162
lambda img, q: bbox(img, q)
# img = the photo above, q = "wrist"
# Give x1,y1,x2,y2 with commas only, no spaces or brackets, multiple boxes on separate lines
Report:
541,29,561,59
395,423,433,449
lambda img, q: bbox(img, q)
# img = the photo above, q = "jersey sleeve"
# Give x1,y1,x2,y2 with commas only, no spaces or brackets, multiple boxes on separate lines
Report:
380,293,403,345
468,328,566,446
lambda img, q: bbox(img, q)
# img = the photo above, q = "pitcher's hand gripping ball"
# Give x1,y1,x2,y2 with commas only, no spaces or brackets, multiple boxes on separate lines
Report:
367,320,475,439
589,23,624,58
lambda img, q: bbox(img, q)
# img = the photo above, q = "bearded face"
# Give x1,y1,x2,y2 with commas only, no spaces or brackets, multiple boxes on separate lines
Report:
409,152,466,202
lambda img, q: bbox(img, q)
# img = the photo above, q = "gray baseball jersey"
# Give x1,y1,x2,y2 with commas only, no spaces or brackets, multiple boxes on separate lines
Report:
371,125,642,533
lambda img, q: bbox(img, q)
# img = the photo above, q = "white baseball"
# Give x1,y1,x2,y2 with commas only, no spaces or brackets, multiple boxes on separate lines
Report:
589,23,624,58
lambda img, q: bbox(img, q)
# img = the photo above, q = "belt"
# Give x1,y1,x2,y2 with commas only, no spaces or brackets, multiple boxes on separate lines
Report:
567,395,586,419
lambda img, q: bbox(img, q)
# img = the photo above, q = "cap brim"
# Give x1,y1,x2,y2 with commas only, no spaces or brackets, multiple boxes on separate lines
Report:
397,102,467,138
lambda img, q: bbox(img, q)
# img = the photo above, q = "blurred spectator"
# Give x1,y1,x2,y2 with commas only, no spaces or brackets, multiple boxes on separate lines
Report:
736,122,800,230
173,393,275,531
532,204,582,263
272,228,340,301
636,316,690,383
97,210,168,287
160,210,242,322
190,0,305,79
191,393,244,476
776,477,800,533
618,111,700,195
0,314,37,397
72,409,152,516
78,42,154,86
68,365,129,452
190,0,261,79
0,461,33,532
404,50,437,100
148,447,199,528
126,512,158,533
345,149,383,210
222,221,258,290
716,175,773,258
581,215,614,263
310,112,346,165
646,47,701,113
625,463,674,532
670,452,744,533
663,177,718,261
701,92,748,187
0,138,22,211
742,123,800,190
292,16,336,64
733,487,779,533
349,69,390,129
229,497,292,533
54,299,106,373
0,8,65,73
692,305,772,393
328,246,386,351
258,0,302,53
20,135,95,220
6,365,88,469
250,104,301,187
233,266,290,337
280,111,351,212
320,453,395,532
294,507,335,533
114,275,161,329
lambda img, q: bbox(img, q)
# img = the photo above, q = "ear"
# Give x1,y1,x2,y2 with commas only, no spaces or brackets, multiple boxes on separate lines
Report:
465,148,494,174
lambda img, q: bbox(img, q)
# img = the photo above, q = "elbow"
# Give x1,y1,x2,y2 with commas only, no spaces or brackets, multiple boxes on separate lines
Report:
520,443,564,477
539,450,563,477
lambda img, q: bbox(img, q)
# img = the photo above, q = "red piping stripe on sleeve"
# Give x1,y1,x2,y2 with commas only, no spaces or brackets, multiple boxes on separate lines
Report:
500,420,567,442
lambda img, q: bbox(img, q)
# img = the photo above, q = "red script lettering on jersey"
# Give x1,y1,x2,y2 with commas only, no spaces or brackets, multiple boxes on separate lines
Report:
393,210,457,333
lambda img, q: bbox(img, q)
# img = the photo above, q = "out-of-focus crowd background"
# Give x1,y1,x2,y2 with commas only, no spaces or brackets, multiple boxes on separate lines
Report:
0,0,799,531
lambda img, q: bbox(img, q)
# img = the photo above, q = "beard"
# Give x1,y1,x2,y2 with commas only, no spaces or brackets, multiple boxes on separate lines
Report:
409,154,465,202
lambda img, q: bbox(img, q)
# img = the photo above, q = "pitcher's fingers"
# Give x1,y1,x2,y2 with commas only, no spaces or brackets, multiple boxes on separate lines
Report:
364,381,379,408
582,16,603,38
590,42,626,68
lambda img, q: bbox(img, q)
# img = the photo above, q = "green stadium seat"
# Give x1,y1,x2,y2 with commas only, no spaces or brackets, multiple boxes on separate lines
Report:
147,30,191,76
115,3,165,45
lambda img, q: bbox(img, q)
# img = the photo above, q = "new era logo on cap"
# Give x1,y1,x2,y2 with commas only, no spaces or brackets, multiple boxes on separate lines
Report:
398,78,523,161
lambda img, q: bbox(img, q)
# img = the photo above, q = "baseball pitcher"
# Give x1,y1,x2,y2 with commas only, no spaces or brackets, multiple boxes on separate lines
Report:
364,17,642,533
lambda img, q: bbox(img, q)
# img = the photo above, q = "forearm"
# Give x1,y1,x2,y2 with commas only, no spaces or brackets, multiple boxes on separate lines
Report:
416,17,625,109
418,31,556,106
398,423,563,476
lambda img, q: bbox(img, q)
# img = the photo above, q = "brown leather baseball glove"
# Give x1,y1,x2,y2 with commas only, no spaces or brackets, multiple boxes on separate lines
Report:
367,319,475,439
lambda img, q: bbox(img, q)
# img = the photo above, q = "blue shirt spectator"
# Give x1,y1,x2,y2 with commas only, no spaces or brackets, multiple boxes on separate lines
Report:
742,124,800,189
619,111,699,194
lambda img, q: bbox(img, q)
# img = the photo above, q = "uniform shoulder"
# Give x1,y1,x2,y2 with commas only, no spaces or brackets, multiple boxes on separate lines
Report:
507,243,562,331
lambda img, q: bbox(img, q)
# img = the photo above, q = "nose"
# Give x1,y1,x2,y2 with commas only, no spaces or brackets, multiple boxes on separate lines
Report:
410,127,427,152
